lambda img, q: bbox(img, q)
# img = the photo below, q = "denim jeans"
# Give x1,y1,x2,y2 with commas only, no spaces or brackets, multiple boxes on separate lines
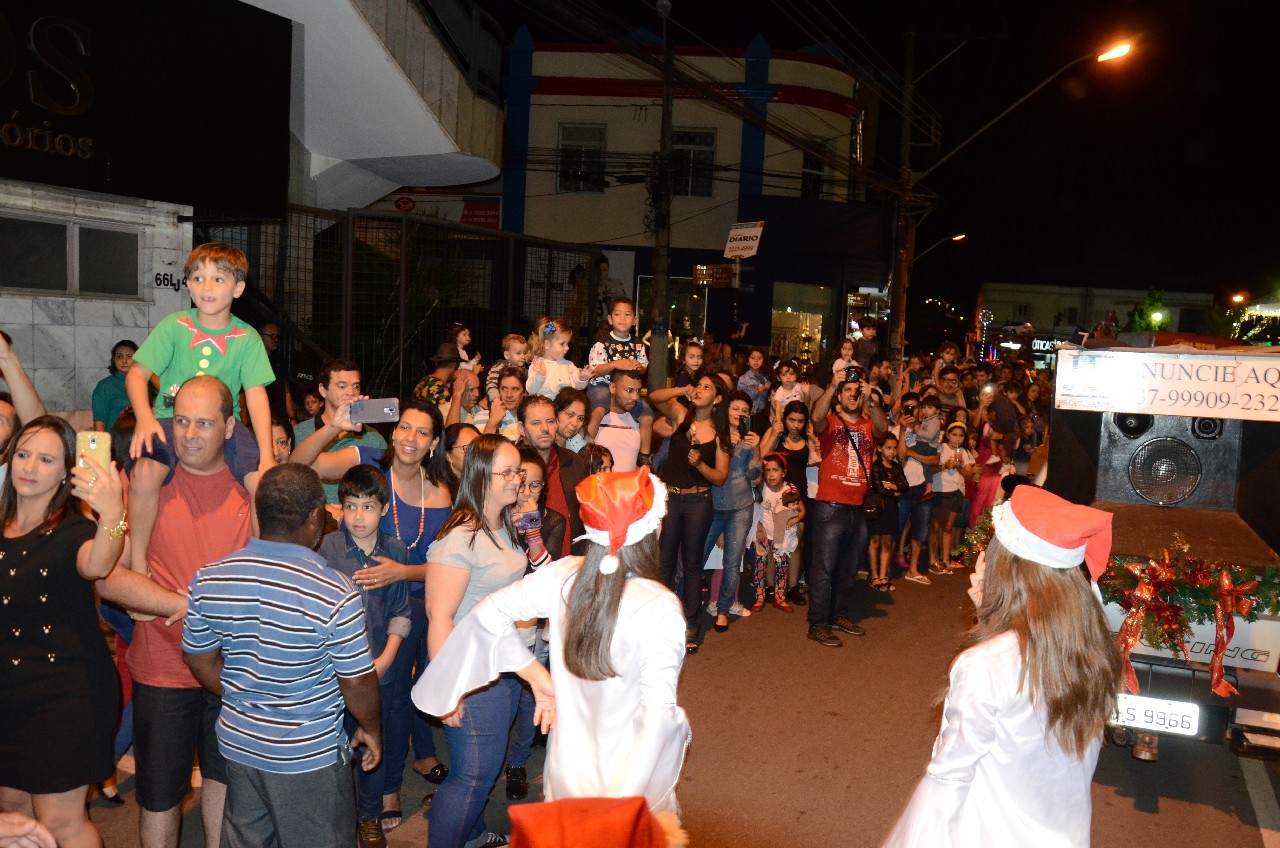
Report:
383,592,435,797
701,505,753,611
898,483,931,546
506,680,536,769
346,678,397,820
660,491,715,632
428,677,520,848
806,501,868,628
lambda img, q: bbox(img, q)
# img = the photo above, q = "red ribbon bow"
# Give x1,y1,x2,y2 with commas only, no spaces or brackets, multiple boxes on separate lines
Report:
1209,568,1259,698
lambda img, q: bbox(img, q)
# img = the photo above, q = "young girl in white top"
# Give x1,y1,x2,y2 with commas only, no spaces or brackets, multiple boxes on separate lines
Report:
769,359,806,424
526,318,595,400
830,337,857,379
447,323,483,372
752,453,805,612
929,422,977,574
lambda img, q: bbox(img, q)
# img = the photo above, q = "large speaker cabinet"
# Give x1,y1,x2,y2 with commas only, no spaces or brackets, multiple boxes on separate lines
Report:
1046,407,1280,567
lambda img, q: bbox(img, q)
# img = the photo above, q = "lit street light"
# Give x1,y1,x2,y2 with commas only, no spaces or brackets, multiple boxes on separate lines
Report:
1232,294,1246,304
914,232,966,264
888,40,1133,388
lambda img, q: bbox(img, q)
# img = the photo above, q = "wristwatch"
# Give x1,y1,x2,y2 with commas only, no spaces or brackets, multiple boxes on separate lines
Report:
104,510,129,540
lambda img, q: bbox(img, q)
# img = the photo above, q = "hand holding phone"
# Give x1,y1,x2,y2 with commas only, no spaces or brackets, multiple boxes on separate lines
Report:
77,431,112,472
349,398,400,425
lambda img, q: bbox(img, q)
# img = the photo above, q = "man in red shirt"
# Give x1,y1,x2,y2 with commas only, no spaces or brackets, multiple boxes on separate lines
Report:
518,396,587,554
128,375,253,847
806,372,888,647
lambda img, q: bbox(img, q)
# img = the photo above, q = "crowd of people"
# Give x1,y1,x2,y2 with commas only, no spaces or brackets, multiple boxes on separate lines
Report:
0,240,1109,848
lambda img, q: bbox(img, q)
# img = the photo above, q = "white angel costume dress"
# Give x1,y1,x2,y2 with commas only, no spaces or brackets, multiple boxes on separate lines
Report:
881,630,1099,847
412,556,691,813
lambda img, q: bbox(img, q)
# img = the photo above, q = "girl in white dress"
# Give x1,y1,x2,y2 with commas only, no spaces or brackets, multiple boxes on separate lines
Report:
414,468,690,814
884,485,1122,848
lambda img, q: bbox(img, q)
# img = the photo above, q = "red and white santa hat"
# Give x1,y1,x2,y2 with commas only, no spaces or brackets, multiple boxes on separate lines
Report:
991,486,1113,580
575,468,668,574
510,796,685,848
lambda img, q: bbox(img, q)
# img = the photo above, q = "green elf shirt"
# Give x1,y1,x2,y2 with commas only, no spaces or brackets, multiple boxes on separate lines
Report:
134,309,275,419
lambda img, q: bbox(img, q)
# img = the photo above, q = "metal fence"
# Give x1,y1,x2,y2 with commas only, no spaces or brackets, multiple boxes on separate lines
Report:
195,206,602,400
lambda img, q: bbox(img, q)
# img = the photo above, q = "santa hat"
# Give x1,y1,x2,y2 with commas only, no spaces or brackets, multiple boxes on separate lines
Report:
510,797,686,848
574,468,668,575
990,486,1113,580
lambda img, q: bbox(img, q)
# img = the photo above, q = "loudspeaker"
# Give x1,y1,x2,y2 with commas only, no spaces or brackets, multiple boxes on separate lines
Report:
1096,413,1240,509
1047,406,1280,567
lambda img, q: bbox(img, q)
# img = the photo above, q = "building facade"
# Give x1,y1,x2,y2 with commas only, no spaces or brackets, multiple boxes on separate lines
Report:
501,27,893,370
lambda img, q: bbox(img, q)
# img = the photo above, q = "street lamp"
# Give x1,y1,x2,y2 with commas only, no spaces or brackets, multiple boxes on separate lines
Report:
915,42,1132,185
914,232,966,264
888,40,1133,393
1232,293,1246,304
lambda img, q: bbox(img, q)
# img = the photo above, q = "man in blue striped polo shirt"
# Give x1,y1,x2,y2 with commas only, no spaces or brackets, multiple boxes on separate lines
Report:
183,464,383,848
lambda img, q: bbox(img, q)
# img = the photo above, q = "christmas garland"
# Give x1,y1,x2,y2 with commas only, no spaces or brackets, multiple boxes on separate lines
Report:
955,513,1280,696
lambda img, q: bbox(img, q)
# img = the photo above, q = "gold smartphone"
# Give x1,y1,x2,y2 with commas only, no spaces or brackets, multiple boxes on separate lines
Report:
76,431,112,472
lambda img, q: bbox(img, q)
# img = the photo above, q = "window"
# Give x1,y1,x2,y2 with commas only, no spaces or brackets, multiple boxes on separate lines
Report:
0,214,139,296
558,124,607,193
670,129,714,197
1014,304,1030,318
801,148,830,199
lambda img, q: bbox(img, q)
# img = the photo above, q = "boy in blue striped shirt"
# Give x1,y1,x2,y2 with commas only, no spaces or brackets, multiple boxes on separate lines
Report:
318,465,413,845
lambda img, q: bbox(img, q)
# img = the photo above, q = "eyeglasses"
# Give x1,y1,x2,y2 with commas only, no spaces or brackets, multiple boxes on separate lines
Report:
492,468,527,482
518,480,544,493
940,378,958,384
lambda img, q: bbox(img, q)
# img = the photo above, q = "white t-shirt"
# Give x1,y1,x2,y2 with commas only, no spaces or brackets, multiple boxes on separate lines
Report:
595,409,641,471
936,444,974,493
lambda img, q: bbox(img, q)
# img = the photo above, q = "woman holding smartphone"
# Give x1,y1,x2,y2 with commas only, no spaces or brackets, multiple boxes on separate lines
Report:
702,390,762,632
290,397,454,825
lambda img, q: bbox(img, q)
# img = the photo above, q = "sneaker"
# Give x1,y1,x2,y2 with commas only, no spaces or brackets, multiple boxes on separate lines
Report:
832,616,866,637
470,834,510,848
727,602,751,618
504,765,528,800
357,817,387,848
706,602,718,617
807,625,843,648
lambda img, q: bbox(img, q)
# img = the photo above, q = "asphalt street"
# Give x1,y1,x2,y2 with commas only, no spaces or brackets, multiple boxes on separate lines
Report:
92,569,1280,847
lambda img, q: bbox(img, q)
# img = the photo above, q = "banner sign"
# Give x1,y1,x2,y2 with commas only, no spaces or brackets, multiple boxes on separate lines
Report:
723,221,764,259
1056,347,1280,422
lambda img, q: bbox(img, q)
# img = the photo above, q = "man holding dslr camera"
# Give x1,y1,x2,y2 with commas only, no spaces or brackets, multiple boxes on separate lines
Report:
806,366,888,648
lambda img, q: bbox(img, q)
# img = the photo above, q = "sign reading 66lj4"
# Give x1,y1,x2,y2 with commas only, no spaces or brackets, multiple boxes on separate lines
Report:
1056,346,1280,423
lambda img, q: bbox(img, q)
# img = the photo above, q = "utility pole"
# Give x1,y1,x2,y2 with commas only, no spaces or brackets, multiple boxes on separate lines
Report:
649,0,674,391
888,32,916,397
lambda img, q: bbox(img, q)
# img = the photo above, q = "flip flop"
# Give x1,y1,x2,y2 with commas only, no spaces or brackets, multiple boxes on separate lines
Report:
379,809,403,831
415,762,449,784
905,574,931,585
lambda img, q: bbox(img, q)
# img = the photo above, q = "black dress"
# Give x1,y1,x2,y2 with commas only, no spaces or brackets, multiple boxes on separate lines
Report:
0,514,118,793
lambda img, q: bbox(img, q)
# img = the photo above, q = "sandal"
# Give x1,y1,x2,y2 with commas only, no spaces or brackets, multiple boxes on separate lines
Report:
379,809,403,831
415,762,449,784
905,573,931,585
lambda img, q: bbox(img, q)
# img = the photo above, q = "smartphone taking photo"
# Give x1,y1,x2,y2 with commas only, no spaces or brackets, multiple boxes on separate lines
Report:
349,398,400,425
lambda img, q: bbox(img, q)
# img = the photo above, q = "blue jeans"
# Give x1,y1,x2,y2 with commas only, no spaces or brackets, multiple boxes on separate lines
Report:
702,505,753,611
660,491,715,633
428,677,521,848
898,483,931,546
806,501,868,628
383,592,435,796
507,680,537,769
346,677,397,820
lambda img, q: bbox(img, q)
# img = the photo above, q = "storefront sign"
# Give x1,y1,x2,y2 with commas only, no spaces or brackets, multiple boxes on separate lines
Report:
1057,347,1280,422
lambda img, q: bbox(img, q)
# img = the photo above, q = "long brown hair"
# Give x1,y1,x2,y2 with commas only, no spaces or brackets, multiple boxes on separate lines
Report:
959,537,1123,758
562,533,662,681
0,415,78,534
435,433,519,549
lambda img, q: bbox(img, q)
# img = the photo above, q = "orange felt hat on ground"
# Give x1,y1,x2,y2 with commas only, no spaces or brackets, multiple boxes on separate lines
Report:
510,797,684,848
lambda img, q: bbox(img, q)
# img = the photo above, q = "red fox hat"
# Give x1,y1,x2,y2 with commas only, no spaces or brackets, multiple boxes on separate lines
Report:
574,468,668,574
990,485,1113,579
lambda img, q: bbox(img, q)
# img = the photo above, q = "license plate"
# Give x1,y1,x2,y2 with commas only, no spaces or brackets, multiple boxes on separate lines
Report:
1112,693,1200,736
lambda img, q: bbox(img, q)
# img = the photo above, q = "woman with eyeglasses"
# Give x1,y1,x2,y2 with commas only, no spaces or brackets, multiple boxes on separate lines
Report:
290,397,454,826
424,434,530,848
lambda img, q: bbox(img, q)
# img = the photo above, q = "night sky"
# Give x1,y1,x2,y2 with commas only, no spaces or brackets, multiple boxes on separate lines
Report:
479,0,1276,311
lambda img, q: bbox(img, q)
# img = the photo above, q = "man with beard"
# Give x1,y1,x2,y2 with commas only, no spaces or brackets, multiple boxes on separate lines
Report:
593,369,644,472
517,395,587,555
